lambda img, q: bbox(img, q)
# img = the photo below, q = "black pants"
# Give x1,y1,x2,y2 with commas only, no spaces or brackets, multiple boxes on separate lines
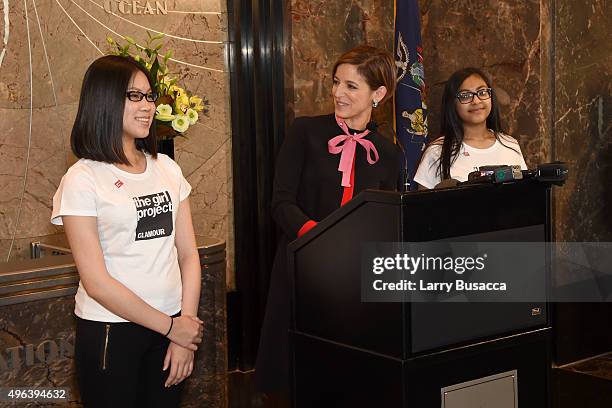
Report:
75,315,183,408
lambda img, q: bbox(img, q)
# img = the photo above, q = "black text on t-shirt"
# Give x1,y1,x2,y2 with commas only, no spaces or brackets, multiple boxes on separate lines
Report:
133,191,173,241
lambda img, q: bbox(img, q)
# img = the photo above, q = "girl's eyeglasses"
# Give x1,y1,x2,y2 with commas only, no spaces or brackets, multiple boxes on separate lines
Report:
456,88,492,104
126,91,158,102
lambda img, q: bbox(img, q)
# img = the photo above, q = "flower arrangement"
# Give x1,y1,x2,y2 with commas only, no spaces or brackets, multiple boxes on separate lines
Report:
107,32,209,140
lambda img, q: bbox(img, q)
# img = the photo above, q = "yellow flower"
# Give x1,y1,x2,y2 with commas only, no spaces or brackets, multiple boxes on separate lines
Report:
186,108,198,125
189,96,205,112
174,90,190,114
169,85,185,97
155,104,175,122
172,115,190,133
105,33,210,138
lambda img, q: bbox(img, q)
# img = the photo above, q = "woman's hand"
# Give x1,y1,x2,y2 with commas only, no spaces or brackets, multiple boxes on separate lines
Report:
167,315,203,350
163,342,195,387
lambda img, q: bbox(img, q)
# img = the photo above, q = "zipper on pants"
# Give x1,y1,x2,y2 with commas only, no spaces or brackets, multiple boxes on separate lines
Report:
102,324,110,370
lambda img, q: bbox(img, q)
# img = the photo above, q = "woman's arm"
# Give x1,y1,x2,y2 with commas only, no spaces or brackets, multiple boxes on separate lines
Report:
271,118,313,238
63,215,202,350
163,197,201,387
173,197,201,317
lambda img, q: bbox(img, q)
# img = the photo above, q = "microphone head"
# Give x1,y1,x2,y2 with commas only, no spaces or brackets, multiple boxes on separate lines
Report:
537,162,569,185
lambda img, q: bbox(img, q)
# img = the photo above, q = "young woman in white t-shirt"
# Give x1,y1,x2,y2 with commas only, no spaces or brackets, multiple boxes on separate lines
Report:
51,56,203,407
414,67,527,189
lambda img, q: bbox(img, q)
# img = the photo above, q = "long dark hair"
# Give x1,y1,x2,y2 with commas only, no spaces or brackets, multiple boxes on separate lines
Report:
71,55,157,164
433,67,514,179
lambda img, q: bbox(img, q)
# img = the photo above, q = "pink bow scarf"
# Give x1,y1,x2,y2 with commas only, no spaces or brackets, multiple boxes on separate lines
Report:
328,116,379,187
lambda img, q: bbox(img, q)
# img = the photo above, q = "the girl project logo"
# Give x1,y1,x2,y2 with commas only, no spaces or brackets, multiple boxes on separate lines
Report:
132,191,173,240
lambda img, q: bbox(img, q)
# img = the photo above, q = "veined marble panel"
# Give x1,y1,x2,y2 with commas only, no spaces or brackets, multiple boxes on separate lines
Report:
0,0,32,108
189,139,230,226
553,0,611,242
290,0,394,118
420,0,544,167
0,168,25,241
0,0,233,269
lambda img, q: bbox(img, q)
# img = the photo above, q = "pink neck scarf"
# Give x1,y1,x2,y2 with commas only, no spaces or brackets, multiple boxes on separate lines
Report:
328,116,379,187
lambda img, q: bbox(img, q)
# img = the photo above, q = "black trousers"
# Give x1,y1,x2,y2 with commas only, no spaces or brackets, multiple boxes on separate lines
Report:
75,315,183,408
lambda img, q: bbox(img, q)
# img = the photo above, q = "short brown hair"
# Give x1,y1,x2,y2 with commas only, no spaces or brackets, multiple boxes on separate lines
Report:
332,45,397,104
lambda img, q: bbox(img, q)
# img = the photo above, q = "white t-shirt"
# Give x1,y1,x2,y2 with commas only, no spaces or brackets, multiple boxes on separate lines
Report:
51,153,191,322
413,134,528,189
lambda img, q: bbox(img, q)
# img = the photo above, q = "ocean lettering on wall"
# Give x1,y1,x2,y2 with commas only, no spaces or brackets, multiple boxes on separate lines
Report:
103,1,169,15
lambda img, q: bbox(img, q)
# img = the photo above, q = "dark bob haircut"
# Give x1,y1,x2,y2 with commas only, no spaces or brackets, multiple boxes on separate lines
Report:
332,45,397,105
71,55,157,164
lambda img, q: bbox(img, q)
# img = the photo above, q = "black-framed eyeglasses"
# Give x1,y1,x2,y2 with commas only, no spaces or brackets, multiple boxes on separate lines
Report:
455,88,492,104
126,90,158,102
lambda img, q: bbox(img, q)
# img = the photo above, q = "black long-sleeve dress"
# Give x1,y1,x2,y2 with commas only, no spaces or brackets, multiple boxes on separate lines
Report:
255,113,401,393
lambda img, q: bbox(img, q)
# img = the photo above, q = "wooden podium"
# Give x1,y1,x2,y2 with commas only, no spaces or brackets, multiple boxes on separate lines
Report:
288,180,552,407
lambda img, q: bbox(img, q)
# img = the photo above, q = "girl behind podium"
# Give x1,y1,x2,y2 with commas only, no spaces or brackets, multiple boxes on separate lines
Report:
414,67,527,189
255,45,401,399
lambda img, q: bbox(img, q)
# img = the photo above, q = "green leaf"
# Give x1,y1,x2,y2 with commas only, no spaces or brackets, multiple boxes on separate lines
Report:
152,32,165,41
124,36,136,45
150,58,160,86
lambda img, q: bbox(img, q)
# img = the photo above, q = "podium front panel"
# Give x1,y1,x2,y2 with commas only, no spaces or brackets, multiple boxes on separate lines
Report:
409,225,548,352
292,200,407,358
403,182,550,353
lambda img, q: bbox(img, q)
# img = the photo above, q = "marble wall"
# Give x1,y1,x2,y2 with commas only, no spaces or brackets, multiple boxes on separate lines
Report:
289,0,547,167
288,0,395,124
287,0,610,241
420,0,548,167
553,0,611,242
0,0,234,266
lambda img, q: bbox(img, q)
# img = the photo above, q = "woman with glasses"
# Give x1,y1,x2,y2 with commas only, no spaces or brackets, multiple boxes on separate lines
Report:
51,55,203,407
413,67,527,189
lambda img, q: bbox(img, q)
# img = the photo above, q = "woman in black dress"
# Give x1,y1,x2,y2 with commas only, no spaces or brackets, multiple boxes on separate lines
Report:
255,45,401,397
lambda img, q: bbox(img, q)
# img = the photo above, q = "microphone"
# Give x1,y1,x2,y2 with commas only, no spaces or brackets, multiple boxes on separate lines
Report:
369,121,411,192
461,162,569,187
535,162,568,185
463,165,523,185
